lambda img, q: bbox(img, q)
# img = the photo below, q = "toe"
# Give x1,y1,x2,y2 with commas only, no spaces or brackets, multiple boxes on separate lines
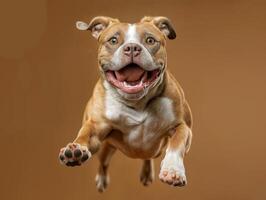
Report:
143,179,152,186
81,153,89,162
140,176,153,186
59,154,65,161
64,149,73,158
74,149,82,158
159,169,187,187
163,171,168,176
172,175,187,187
66,161,81,167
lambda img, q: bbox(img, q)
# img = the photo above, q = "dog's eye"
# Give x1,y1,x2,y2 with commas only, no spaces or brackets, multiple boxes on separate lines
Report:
109,37,118,45
146,37,156,45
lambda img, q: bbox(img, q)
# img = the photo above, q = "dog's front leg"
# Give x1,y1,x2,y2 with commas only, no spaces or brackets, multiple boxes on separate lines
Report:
159,123,192,186
59,119,106,167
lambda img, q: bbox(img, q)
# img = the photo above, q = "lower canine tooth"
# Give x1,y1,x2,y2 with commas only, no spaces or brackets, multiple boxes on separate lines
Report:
123,81,129,87
123,81,133,87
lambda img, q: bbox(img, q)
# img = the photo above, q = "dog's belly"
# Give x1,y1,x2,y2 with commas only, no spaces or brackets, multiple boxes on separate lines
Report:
106,128,167,159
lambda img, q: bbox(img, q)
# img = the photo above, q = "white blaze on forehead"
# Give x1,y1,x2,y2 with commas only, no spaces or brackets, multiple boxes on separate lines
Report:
125,24,140,43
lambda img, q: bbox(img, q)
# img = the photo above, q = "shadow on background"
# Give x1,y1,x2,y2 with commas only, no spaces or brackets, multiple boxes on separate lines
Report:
0,0,265,199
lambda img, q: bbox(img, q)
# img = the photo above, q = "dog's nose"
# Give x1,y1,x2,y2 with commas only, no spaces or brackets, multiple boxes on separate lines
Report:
123,43,142,57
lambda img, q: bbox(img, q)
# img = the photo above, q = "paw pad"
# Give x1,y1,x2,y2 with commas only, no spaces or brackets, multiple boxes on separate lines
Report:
59,143,91,167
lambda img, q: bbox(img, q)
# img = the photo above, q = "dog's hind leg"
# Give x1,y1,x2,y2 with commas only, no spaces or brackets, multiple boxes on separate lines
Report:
140,159,155,186
96,142,116,192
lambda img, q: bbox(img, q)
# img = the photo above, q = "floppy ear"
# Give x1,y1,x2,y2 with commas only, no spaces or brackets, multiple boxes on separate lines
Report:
76,16,120,39
140,16,176,40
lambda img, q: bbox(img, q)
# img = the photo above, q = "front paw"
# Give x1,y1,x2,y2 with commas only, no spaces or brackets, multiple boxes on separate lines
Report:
59,143,91,167
159,168,187,187
159,153,187,187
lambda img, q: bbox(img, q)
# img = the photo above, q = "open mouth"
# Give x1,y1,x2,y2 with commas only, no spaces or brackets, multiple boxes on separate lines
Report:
105,63,160,94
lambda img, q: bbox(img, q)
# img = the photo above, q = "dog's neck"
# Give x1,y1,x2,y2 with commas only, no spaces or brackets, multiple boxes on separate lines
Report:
102,71,167,111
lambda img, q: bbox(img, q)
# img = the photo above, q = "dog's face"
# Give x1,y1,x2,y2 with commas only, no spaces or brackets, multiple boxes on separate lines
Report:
77,16,176,100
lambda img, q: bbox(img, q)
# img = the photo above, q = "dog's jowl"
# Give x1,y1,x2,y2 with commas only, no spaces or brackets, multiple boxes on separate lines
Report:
59,16,193,192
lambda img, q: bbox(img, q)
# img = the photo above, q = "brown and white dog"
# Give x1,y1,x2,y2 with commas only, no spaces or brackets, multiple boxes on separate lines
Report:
59,16,193,192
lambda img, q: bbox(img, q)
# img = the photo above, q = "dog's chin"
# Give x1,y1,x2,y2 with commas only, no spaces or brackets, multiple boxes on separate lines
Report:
116,87,147,100
104,63,161,100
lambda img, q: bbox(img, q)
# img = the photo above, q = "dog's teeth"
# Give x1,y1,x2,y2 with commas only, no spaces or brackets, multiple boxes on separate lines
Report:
122,80,144,88
141,71,148,82
123,81,131,87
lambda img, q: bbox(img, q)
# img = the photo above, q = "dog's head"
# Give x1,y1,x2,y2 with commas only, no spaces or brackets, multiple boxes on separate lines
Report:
77,16,176,100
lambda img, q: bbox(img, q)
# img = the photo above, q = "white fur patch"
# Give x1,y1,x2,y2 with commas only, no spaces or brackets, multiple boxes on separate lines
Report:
125,24,139,43
104,81,147,126
161,149,185,176
104,85,177,152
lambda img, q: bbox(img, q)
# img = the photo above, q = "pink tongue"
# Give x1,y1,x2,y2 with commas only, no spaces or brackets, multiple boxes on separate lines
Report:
115,64,145,82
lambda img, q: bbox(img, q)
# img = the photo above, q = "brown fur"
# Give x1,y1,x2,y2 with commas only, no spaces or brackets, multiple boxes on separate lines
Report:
60,16,193,192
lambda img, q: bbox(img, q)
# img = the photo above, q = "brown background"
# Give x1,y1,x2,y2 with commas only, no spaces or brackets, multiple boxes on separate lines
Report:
0,0,266,199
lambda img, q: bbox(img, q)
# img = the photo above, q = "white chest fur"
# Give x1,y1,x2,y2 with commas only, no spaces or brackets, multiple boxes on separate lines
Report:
104,87,176,149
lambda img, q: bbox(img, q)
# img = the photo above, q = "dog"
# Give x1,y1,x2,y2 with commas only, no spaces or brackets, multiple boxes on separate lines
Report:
59,16,193,192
